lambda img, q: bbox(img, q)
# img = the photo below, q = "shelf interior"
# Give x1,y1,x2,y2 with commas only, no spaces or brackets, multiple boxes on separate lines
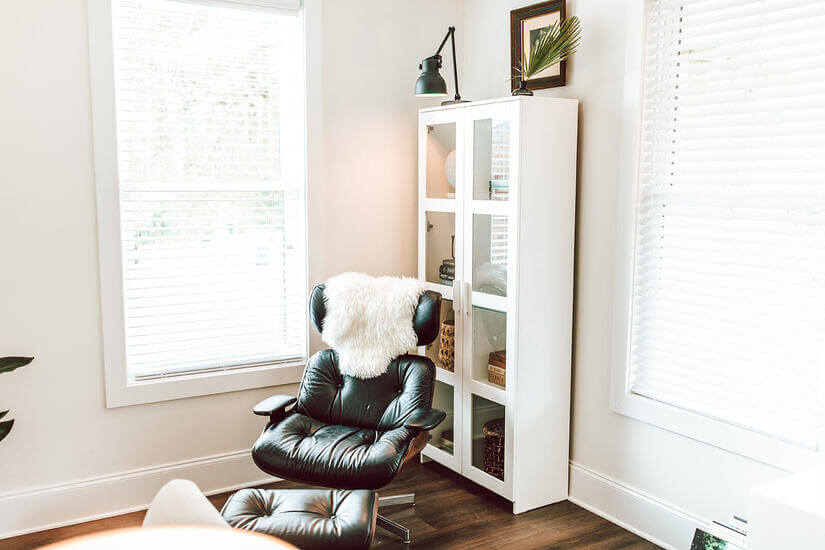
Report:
425,122,457,200
424,297,455,374
472,117,510,202
428,380,455,455
472,213,508,297
470,393,506,481
471,305,507,390
425,211,456,286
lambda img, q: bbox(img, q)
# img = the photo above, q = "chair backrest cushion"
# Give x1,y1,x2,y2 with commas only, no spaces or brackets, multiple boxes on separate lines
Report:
295,349,436,430
309,285,442,347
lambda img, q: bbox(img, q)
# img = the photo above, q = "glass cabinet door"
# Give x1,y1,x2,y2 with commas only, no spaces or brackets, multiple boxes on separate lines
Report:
470,305,507,390
465,105,515,304
420,112,463,293
458,104,514,495
423,210,457,287
429,380,457,455
425,122,459,200
471,213,508,297
471,118,511,202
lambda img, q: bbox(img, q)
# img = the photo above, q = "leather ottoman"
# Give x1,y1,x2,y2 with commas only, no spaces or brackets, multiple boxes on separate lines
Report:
221,488,378,550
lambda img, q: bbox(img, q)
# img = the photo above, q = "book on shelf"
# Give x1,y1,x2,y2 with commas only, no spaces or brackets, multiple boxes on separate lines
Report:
439,265,455,276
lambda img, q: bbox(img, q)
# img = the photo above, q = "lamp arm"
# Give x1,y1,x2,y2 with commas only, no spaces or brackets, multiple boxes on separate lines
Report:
449,28,461,101
433,27,462,102
434,26,453,57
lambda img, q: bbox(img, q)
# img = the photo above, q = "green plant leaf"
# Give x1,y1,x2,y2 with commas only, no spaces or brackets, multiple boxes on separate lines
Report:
0,356,34,374
0,410,8,421
517,16,582,80
0,419,14,443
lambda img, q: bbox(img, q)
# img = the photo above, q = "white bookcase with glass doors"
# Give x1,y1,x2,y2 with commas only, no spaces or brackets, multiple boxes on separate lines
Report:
417,96,578,514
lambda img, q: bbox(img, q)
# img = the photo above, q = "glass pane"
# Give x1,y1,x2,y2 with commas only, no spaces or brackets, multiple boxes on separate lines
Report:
471,394,505,479
425,211,456,286
472,118,510,201
426,123,457,199
472,214,508,296
429,381,455,454
472,306,506,389
424,298,456,372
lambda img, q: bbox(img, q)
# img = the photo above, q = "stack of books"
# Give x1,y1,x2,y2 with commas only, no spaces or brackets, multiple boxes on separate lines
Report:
439,258,455,286
487,350,506,388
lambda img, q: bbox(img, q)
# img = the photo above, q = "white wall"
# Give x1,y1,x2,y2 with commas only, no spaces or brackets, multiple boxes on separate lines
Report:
0,0,461,538
461,1,787,548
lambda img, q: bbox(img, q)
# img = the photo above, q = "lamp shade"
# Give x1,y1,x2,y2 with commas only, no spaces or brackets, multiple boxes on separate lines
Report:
415,56,447,97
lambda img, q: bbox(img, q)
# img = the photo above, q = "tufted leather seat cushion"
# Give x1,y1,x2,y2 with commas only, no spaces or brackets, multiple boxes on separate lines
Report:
252,349,435,489
221,488,377,550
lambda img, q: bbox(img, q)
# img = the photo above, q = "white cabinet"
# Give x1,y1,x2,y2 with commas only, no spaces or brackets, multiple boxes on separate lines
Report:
417,97,578,514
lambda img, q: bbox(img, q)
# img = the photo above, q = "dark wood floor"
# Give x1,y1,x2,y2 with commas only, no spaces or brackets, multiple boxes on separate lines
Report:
4,460,660,549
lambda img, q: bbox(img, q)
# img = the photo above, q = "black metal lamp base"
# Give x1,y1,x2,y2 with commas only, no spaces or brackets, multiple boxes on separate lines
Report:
441,99,472,105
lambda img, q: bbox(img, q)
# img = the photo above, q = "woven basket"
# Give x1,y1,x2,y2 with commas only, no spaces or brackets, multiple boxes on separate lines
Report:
482,418,505,480
437,320,455,372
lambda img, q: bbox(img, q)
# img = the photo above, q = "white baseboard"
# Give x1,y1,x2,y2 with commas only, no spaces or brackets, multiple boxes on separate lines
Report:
0,453,712,545
569,461,708,550
0,449,279,541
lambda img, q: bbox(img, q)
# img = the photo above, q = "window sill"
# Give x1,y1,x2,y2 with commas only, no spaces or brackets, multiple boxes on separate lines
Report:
609,386,821,473
105,360,306,408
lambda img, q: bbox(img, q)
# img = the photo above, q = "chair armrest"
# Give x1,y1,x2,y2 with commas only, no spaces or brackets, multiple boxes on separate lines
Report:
253,395,297,417
404,408,447,431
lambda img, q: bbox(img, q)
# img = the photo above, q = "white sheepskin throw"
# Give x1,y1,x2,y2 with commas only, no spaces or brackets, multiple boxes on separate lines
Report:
321,272,425,379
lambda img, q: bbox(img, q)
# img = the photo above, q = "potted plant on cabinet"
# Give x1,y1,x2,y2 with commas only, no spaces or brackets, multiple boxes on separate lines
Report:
513,16,582,96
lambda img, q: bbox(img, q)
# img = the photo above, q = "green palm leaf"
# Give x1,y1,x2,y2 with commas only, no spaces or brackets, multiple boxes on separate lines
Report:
517,16,582,80
0,356,34,374
0,357,33,444
0,419,14,443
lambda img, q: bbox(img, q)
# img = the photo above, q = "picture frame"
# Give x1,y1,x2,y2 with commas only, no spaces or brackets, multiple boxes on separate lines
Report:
510,0,567,93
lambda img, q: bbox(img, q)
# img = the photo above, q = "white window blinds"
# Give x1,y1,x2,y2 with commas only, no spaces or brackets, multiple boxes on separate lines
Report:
111,0,306,380
630,0,825,448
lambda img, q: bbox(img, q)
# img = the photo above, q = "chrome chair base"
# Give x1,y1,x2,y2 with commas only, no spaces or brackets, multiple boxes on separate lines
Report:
377,493,415,544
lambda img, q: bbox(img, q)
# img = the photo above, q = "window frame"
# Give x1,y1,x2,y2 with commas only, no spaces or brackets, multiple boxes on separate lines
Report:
87,0,308,408
609,0,823,472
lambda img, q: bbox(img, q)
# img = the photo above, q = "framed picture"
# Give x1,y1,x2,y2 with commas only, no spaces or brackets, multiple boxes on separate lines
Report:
510,0,566,93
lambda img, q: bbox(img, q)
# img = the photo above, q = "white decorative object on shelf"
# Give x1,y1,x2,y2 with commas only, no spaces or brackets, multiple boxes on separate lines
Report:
417,96,578,514
444,149,456,189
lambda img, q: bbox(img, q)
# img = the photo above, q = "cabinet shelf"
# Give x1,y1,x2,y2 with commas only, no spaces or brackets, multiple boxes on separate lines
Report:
469,200,510,216
469,379,506,406
434,366,457,386
469,293,507,313
423,198,457,213
421,281,454,300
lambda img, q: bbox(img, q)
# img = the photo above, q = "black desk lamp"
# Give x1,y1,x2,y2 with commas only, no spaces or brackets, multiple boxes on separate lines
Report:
415,26,470,105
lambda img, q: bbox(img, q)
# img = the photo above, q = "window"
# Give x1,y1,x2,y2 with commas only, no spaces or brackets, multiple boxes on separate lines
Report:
89,0,306,406
611,0,825,468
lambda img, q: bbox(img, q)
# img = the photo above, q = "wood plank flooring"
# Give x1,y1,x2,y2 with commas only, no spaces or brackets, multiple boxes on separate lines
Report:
4,460,661,549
